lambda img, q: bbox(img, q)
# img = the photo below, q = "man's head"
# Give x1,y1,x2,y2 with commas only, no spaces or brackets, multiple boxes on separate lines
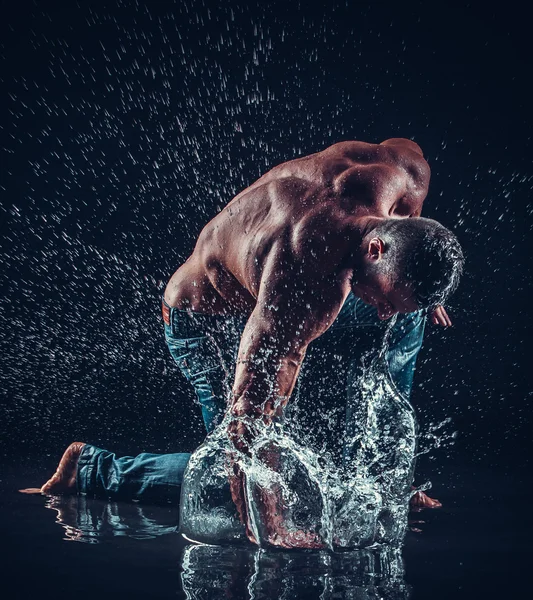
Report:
352,217,464,320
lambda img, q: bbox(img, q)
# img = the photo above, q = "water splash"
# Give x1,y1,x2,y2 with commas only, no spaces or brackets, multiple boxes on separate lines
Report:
180,319,420,549
415,417,458,459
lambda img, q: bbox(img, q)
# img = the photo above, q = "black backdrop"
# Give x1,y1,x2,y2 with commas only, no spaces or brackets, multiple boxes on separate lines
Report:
1,1,531,482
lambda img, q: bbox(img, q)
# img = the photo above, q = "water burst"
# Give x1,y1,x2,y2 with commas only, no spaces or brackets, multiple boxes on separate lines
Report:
180,321,419,550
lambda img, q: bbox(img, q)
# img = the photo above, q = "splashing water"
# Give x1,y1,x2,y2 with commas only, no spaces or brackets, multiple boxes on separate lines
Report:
180,318,420,550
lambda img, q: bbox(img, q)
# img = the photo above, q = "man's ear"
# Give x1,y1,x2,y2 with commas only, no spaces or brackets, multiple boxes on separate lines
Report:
367,237,385,261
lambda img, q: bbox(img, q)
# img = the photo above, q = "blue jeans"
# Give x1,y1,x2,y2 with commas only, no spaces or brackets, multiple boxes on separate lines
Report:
77,294,425,502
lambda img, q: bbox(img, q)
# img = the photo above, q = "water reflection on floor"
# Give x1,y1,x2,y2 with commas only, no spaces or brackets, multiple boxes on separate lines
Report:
44,493,410,598
44,494,178,543
1,464,528,599
181,544,409,600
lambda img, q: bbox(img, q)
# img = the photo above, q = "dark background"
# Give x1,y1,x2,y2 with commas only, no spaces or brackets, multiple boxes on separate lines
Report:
1,0,531,486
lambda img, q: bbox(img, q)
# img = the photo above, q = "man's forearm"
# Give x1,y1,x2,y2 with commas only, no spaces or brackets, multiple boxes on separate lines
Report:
230,353,304,421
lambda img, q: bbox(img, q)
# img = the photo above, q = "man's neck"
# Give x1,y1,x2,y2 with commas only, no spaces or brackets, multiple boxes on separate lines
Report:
356,215,385,239
339,215,384,271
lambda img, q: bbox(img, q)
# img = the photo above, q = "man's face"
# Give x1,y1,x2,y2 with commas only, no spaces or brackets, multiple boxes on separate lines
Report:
352,273,419,320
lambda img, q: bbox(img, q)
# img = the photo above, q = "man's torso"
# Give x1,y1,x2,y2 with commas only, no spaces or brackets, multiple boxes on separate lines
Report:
165,139,430,315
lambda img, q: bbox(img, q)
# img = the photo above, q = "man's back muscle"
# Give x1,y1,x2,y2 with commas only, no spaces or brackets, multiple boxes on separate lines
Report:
165,139,430,313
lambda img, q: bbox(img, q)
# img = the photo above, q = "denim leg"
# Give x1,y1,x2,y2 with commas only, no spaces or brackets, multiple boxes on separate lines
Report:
327,294,426,466
332,293,426,400
77,444,191,503
73,306,245,502
386,311,426,400
164,309,244,433
163,301,246,433
164,329,225,432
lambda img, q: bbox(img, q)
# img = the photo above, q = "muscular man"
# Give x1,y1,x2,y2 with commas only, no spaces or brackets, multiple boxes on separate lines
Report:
30,138,463,541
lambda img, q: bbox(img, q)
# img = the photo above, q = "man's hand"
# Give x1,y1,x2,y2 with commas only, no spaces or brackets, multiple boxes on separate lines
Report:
226,417,326,549
430,305,452,327
227,417,256,455
410,488,442,511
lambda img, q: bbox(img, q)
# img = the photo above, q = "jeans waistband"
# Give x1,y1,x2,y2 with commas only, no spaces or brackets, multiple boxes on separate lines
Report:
162,298,171,325
161,297,246,335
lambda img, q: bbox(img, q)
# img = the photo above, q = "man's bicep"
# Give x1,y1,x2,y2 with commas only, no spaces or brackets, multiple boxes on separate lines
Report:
231,274,349,418
253,274,348,352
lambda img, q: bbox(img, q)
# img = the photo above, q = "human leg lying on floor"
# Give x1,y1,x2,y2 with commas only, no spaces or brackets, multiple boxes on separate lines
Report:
22,442,189,503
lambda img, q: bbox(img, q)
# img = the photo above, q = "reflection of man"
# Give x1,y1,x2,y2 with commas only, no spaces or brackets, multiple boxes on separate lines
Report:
30,139,463,544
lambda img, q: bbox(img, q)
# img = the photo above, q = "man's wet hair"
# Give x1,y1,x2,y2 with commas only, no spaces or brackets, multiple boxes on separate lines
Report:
374,217,464,310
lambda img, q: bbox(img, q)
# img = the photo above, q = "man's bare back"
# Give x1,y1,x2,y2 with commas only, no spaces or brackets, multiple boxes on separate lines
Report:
164,138,430,316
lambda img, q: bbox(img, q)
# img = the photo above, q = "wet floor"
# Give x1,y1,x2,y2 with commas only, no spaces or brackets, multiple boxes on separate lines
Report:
0,459,528,599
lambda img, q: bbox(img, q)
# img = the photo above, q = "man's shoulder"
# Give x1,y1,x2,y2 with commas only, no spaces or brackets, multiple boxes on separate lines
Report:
286,203,359,275
265,137,426,169
321,140,379,159
324,139,430,195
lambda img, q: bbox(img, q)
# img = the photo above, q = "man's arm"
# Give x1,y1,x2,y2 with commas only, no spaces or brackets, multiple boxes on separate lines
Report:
225,247,350,548
229,245,351,439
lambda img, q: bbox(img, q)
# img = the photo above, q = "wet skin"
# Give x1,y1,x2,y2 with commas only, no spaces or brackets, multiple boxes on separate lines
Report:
20,442,86,496
165,138,438,424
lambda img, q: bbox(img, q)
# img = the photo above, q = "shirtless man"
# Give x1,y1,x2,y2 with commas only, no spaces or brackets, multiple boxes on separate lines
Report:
30,138,463,545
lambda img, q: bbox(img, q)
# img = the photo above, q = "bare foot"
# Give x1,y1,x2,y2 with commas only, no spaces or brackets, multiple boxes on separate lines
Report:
20,442,86,496
410,490,442,510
